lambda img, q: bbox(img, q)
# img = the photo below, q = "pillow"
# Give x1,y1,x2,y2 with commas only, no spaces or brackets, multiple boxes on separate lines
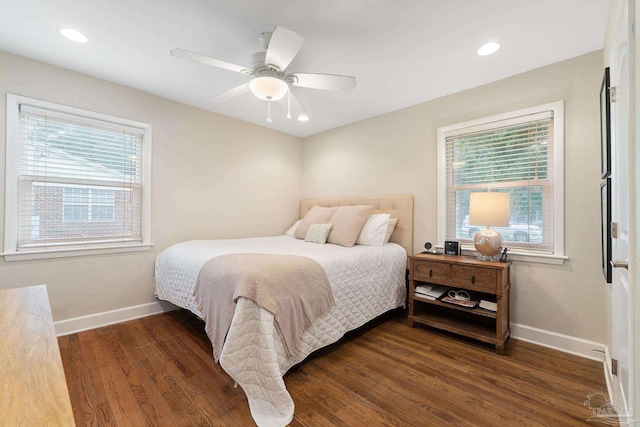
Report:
384,218,399,244
356,213,391,246
326,205,373,247
285,220,301,237
304,224,332,244
294,206,339,239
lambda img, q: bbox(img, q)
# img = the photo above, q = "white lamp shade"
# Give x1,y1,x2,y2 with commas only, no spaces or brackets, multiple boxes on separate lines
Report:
249,76,288,101
469,192,510,227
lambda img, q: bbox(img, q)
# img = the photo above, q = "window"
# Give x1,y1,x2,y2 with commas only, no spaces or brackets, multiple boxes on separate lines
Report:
437,101,565,262
4,94,152,260
62,187,115,222
62,187,115,223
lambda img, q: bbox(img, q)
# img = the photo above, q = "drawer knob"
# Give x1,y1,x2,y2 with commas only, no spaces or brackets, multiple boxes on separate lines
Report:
429,269,433,277
471,275,475,284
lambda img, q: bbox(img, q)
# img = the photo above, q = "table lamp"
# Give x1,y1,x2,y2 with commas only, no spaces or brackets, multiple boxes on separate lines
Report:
468,192,510,261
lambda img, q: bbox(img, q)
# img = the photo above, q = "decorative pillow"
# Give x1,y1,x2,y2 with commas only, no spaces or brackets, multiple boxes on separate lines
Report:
356,213,391,246
326,205,373,247
294,206,339,239
285,220,302,237
384,218,399,244
304,224,332,244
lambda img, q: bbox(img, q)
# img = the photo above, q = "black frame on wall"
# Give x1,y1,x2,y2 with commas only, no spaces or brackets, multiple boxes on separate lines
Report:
601,67,611,179
601,178,612,283
600,67,613,283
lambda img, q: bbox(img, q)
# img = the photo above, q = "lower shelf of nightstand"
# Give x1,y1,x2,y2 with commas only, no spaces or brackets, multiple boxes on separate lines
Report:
410,311,509,347
414,294,497,319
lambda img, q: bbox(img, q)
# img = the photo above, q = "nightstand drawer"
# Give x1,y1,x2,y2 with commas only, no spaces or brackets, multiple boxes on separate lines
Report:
413,261,450,285
450,265,496,292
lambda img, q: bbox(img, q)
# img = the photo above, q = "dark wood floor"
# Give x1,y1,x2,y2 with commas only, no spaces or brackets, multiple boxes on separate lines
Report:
58,309,607,426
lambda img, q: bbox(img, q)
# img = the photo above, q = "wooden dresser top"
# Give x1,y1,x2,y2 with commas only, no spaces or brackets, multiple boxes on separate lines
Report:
0,284,75,426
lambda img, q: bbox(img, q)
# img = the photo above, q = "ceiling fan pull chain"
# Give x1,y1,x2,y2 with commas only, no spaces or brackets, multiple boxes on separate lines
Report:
267,101,272,123
287,90,292,119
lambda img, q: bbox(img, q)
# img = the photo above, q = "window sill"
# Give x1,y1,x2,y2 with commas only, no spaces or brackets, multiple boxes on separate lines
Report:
491,250,567,265
435,245,568,265
2,243,153,261
463,247,567,265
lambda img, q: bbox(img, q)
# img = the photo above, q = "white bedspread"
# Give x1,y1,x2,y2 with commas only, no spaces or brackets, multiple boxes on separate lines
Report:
154,235,407,427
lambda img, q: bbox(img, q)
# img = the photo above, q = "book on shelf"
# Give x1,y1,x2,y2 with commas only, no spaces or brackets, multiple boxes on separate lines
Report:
440,296,479,308
479,300,497,312
414,284,449,300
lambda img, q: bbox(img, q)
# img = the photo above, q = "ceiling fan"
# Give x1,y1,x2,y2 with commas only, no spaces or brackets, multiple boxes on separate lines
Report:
171,25,356,122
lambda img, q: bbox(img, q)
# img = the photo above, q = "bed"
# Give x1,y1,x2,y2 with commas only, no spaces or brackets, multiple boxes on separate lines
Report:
154,195,413,427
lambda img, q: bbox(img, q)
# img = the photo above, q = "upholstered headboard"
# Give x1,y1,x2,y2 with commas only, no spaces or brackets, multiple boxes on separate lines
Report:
300,195,414,256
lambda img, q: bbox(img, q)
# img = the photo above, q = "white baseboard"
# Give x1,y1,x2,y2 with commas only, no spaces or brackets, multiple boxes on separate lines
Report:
54,300,178,336
511,323,606,361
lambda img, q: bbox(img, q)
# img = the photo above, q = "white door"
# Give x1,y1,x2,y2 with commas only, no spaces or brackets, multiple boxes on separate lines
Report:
609,0,634,421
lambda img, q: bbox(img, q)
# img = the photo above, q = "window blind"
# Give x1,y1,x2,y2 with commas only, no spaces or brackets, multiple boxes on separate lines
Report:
16,105,144,250
444,111,555,253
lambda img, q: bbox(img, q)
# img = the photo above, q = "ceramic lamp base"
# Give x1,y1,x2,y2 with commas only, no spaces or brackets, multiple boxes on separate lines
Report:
474,228,503,261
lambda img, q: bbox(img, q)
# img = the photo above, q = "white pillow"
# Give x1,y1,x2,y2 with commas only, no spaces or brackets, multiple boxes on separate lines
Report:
285,220,301,237
384,218,399,244
356,213,390,246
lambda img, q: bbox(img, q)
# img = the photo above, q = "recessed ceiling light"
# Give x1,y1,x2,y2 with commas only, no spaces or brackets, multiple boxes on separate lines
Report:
297,114,309,122
59,27,88,43
477,42,500,56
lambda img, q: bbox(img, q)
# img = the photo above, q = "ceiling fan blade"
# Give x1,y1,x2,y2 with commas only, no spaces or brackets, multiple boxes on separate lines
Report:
287,73,356,92
264,26,304,72
212,83,251,103
171,48,253,75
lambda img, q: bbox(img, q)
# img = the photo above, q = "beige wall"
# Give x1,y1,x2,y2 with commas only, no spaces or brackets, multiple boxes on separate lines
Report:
0,48,610,345
303,51,609,343
0,50,304,320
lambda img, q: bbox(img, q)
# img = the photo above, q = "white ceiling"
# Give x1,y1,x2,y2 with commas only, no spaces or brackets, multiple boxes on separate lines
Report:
0,0,610,138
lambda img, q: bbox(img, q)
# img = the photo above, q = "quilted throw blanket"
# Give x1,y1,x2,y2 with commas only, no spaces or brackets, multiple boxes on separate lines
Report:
194,253,335,362
154,236,407,427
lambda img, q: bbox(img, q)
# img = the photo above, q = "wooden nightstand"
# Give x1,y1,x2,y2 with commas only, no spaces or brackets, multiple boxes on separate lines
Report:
408,253,512,353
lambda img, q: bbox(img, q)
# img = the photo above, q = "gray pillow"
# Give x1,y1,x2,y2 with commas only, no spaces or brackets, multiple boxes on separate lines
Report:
304,223,333,244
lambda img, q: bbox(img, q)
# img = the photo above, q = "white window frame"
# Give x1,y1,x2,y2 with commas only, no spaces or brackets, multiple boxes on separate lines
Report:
436,101,566,265
4,94,153,261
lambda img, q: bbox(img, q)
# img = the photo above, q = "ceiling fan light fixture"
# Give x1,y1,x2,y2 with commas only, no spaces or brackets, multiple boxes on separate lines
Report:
249,76,288,101
297,113,309,122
